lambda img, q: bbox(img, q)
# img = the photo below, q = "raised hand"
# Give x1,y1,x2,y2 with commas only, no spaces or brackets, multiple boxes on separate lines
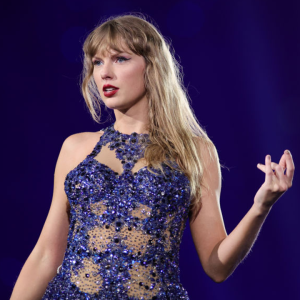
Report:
254,150,295,210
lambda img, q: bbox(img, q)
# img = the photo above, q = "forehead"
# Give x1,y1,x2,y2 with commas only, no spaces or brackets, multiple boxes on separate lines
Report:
94,37,133,58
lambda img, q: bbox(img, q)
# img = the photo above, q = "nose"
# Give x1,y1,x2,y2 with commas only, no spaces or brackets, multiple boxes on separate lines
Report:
100,61,114,80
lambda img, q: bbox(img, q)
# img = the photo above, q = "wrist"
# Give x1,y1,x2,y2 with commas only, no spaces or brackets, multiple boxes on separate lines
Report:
252,202,272,216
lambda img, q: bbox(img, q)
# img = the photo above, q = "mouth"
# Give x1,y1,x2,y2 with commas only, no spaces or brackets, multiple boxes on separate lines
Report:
103,84,119,97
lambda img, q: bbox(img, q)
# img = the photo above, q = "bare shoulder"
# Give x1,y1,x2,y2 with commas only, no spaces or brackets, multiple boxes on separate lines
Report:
61,130,105,171
193,136,219,168
63,130,104,151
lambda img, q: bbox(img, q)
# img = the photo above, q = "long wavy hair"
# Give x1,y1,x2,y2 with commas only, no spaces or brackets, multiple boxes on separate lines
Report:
81,13,222,220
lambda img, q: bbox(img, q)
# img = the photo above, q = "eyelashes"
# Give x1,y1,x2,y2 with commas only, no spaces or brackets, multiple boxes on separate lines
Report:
116,56,130,63
92,56,130,66
92,60,102,66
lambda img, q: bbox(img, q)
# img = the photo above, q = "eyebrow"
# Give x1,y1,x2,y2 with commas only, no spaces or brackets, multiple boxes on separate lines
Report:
92,51,132,60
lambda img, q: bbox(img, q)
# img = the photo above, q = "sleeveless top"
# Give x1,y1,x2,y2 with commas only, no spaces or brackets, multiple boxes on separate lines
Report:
42,123,191,300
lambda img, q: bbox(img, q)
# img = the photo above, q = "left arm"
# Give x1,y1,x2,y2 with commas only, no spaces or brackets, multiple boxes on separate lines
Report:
190,143,295,283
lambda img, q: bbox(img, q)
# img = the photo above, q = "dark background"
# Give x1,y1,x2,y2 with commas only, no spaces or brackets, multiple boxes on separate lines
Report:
1,0,299,299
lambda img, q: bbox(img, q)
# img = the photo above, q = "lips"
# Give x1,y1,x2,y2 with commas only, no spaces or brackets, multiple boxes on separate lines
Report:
103,84,119,97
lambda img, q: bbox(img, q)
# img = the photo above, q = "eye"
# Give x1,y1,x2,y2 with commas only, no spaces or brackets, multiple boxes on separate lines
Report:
92,60,102,66
116,56,130,63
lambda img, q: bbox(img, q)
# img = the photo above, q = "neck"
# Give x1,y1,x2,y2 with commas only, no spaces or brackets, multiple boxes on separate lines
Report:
113,121,149,135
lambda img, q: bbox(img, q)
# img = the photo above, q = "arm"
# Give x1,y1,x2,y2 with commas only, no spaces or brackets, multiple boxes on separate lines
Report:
190,141,294,283
10,133,95,300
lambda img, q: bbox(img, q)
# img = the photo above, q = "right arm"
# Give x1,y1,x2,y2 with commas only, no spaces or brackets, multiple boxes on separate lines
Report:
10,132,94,300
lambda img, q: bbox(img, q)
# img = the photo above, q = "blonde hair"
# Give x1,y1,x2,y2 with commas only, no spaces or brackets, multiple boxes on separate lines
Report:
81,13,222,220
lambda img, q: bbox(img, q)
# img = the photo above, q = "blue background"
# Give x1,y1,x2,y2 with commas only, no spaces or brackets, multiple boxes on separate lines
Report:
1,0,299,299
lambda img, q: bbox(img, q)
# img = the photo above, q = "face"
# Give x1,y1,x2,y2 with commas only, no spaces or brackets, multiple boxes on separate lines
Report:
92,44,147,111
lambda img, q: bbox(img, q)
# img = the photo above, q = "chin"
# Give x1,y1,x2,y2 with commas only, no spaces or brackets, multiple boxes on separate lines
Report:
103,100,127,110
104,98,136,110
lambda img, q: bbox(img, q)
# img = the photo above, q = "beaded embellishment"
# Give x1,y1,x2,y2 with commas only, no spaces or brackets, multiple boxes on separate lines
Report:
42,123,191,300
89,123,151,177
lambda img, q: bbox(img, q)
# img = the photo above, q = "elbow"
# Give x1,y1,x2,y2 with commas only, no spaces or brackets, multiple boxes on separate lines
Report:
204,244,234,283
211,275,228,283
206,271,228,283
204,265,230,283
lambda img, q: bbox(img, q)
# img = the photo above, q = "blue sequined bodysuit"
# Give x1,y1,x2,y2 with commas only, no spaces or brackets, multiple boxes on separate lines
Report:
42,123,191,300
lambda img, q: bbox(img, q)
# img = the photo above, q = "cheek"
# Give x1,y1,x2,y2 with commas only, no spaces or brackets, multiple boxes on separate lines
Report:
93,72,102,92
124,67,145,93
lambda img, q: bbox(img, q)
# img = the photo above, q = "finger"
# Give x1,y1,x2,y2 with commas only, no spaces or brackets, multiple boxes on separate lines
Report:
257,163,266,173
265,155,273,185
284,150,295,180
275,164,285,181
271,162,285,176
271,162,279,169
257,162,281,173
278,152,287,170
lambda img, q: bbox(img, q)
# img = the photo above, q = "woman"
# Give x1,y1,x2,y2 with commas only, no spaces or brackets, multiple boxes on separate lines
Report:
10,14,295,300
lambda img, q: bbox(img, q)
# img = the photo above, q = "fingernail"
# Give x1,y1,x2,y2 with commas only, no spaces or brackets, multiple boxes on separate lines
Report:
267,155,271,160
285,150,290,155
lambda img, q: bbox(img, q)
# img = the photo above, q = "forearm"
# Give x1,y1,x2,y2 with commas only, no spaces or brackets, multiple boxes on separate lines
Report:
208,203,272,282
10,250,58,300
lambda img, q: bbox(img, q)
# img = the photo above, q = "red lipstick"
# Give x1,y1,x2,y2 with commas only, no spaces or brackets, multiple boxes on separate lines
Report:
103,84,119,97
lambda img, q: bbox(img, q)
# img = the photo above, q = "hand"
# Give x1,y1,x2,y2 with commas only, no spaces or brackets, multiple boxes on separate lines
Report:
254,150,295,211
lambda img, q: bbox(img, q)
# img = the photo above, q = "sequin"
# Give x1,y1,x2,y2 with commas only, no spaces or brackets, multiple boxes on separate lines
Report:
42,123,191,300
